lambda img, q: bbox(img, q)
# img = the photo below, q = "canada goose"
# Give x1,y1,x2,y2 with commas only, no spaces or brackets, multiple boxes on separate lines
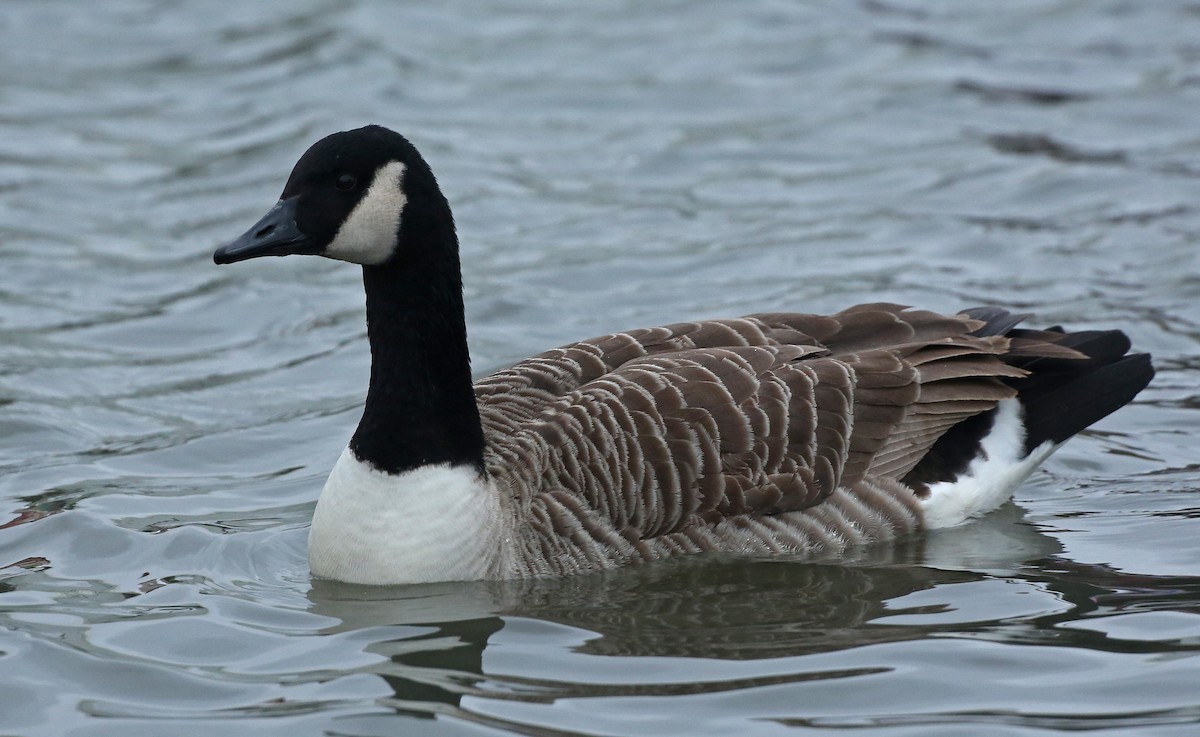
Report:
213,125,1154,585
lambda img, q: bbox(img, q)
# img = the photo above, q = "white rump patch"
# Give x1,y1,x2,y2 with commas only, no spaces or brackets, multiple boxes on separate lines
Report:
920,398,1059,529
324,160,407,265
308,447,502,585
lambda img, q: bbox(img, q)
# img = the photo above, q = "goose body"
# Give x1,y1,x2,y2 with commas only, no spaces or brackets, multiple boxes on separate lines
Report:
214,125,1154,585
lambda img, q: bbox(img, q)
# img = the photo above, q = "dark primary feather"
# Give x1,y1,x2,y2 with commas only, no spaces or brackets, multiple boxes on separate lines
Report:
472,303,1139,576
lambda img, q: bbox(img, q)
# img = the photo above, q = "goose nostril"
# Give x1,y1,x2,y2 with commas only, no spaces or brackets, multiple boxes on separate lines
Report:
255,224,276,239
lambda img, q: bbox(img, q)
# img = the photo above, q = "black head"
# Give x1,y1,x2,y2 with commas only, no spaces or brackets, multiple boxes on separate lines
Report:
214,125,450,267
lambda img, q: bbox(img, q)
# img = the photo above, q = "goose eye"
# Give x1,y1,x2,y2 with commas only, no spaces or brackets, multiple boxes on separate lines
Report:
335,174,357,191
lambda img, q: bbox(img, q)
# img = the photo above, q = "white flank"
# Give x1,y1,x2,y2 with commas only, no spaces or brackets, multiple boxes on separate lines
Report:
308,447,503,585
324,160,407,265
920,398,1059,529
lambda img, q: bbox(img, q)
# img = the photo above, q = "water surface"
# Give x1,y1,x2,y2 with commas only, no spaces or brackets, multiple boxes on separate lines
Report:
2,1,1199,735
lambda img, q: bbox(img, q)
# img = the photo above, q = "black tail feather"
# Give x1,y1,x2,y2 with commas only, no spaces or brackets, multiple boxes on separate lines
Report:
960,306,1154,455
901,310,1151,491
1018,352,1154,452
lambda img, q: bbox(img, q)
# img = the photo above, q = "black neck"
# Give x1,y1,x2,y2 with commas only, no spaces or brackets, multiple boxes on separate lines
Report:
349,221,485,476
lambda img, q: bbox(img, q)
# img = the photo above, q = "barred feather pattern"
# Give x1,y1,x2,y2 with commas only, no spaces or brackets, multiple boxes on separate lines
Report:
473,303,1056,578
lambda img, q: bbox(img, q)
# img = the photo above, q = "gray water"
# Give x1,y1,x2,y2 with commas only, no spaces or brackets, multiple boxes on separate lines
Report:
2,1,1199,734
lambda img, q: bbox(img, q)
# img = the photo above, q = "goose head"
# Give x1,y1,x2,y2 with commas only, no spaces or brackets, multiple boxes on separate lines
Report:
214,125,451,268
213,126,483,479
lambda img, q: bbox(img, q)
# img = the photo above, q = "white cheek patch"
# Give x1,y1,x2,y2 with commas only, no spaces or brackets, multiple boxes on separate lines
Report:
324,160,407,265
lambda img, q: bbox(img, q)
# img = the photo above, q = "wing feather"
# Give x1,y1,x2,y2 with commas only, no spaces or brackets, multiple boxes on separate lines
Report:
476,305,1083,570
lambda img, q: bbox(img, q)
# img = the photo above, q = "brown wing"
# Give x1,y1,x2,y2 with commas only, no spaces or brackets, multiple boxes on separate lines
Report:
477,304,1037,545
748,304,1032,481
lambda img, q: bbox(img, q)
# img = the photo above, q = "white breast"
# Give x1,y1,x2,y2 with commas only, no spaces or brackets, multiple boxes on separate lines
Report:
308,447,504,584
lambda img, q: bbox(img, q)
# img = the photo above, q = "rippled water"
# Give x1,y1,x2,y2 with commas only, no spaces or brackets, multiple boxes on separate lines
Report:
2,1,1199,734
